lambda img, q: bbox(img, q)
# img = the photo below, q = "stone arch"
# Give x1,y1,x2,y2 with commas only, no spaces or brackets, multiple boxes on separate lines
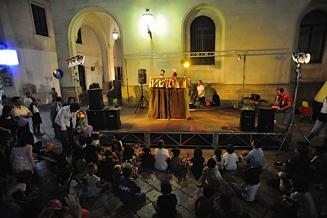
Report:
182,4,226,54
67,6,123,84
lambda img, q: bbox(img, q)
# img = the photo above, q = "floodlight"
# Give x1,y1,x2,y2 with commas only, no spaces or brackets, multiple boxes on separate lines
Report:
292,52,310,64
0,49,19,66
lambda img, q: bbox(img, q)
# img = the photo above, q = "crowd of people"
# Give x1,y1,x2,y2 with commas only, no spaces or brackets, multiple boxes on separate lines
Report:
0,88,327,218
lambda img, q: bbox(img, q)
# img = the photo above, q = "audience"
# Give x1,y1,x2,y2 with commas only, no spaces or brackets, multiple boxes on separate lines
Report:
241,140,265,169
154,140,169,171
168,147,187,182
198,158,223,189
213,147,223,171
222,144,239,171
139,146,154,172
195,185,215,217
153,181,178,218
189,146,205,180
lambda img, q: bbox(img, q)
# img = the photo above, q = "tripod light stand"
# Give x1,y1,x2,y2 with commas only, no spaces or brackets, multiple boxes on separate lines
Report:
135,83,149,113
279,52,311,150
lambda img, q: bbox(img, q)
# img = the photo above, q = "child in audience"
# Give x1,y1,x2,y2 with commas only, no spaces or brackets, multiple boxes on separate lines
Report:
83,137,101,165
98,150,119,182
189,146,205,180
153,181,178,218
222,145,239,171
198,158,223,189
112,164,122,193
195,185,215,217
122,143,135,162
139,146,154,172
154,140,169,171
241,140,265,169
169,147,187,183
213,147,223,171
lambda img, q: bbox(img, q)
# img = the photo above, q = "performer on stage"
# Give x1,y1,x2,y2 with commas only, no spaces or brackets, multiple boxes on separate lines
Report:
196,80,206,107
307,95,327,143
160,69,165,78
272,88,292,127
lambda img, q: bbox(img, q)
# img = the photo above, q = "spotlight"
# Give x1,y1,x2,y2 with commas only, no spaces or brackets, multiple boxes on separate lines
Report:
183,60,190,68
112,29,119,40
143,9,154,39
66,55,85,68
292,52,310,64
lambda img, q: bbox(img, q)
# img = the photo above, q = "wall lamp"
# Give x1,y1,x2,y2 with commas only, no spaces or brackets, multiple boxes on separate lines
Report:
143,8,153,39
0,43,19,66
112,29,119,40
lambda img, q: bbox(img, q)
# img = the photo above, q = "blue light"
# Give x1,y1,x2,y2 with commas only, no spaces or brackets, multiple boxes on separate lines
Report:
0,49,19,66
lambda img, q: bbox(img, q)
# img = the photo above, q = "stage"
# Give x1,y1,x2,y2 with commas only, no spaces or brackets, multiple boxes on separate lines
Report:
97,107,285,148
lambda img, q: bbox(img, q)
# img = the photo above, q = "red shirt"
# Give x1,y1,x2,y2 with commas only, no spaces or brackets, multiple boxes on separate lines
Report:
281,92,292,109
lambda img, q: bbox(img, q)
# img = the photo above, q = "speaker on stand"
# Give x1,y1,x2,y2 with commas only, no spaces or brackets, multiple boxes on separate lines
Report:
88,88,104,110
240,109,256,131
135,69,149,113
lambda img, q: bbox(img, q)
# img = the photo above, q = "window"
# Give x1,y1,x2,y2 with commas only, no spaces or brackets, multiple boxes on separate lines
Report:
190,16,215,65
298,10,327,63
31,3,49,36
76,29,82,44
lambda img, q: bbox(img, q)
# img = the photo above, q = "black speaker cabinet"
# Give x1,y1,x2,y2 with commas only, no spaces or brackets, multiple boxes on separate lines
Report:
240,109,255,131
105,109,121,129
138,69,147,84
88,89,103,110
257,107,275,132
86,110,106,130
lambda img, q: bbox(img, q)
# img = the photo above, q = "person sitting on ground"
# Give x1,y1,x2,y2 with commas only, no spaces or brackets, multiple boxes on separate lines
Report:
195,185,215,218
112,138,123,161
122,143,135,162
118,164,146,205
189,146,205,180
212,147,223,171
222,144,239,171
241,140,265,169
198,158,223,189
154,140,169,171
169,147,187,183
212,194,241,218
80,163,109,198
112,164,122,193
153,181,178,218
83,137,101,165
231,167,261,202
139,146,154,173
98,150,119,182
211,90,221,107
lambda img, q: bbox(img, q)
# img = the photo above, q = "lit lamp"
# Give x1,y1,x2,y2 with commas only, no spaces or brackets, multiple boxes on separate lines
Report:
143,8,154,39
292,52,310,64
182,60,190,68
112,29,119,40
0,43,19,66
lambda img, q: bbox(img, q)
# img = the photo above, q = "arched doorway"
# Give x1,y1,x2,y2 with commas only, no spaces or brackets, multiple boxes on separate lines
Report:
68,7,123,96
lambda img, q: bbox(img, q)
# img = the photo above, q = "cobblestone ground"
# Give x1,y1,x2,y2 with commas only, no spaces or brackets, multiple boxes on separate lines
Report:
33,107,322,218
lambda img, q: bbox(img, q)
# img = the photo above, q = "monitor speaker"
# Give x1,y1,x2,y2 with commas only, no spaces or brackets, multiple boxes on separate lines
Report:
257,107,275,132
240,109,255,131
105,109,121,129
88,89,103,110
138,69,147,84
86,110,106,130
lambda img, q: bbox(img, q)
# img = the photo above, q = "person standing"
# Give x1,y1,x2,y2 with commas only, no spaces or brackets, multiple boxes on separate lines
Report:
23,92,33,108
55,103,80,155
12,96,33,119
272,88,293,127
50,87,58,103
29,97,43,136
50,97,62,138
308,96,327,143
196,80,206,107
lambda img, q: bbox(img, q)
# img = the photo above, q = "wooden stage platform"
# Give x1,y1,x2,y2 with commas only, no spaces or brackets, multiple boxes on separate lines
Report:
97,107,285,148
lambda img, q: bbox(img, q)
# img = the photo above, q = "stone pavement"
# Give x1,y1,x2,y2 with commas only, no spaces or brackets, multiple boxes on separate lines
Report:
32,107,322,218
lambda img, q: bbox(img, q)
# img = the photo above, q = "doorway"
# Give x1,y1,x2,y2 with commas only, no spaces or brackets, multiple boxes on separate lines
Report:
78,65,86,91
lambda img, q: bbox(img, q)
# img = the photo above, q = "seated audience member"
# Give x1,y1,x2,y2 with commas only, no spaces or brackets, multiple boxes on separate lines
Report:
118,164,146,205
11,96,33,118
222,145,239,171
139,146,155,172
189,146,205,180
195,185,215,217
98,150,119,182
112,138,123,160
153,181,178,218
154,140,169,171
112,164,122,193
212,90,221,107
198,158,223,189
213,147,223,171
232,167,261,202
10,131,35,175
80,163,109,198
83,137,101,165
212,194,241,218
122,143,135,162
168,147,187,182
241,140,265,169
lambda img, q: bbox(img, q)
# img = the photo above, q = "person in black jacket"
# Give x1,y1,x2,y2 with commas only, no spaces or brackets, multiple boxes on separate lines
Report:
153,181,178,218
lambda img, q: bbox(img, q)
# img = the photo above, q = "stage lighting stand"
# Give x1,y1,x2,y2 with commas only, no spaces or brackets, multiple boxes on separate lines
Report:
135,83,148,113
279,54,310,150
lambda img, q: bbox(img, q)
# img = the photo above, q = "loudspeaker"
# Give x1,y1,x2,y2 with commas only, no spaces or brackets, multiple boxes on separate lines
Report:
257,107,275,132
87,110,106,130
240,109,255,131
138,69,147,84
105,109,121,129
88,89,103,110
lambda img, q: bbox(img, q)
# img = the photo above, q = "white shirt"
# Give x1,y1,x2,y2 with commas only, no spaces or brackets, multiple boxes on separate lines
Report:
154,148,169,171
242,183,260,202
55,105,77,131
222,152,239,171
197,84,205,97
321,97,327,114
23,97,33,108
